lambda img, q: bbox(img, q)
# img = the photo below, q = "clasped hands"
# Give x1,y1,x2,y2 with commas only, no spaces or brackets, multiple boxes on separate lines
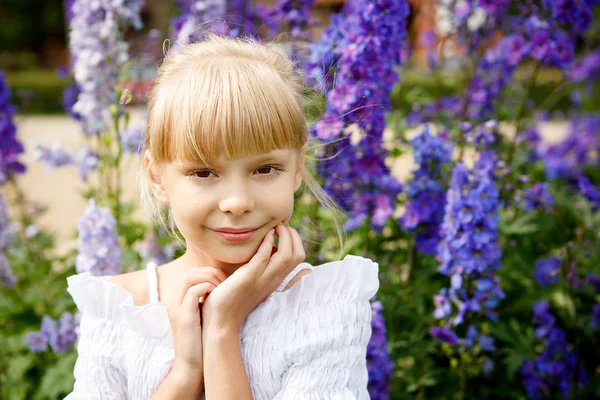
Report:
200,222,306,333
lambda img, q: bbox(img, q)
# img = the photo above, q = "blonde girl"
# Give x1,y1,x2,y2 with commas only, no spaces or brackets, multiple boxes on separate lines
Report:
65,32,379,400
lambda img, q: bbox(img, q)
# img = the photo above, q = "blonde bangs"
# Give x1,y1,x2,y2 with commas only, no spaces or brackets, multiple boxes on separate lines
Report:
148,57,307,165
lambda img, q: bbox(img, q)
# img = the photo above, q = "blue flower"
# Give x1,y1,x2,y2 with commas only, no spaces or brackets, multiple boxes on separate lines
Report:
75,198,121,276
400,126,453,255
0,70,26,185
430,326,459,346
533,256,561,287
367,298,394,400
523,183,554,211
0,195,16,289
25,332,48,353
68,0,144,134
308,0,409,235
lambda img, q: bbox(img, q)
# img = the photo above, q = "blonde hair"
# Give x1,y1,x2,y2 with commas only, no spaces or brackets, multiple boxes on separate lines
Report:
139,32,348,261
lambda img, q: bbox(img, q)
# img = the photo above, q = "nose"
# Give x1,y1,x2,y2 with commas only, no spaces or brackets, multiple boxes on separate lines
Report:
218,180,255,217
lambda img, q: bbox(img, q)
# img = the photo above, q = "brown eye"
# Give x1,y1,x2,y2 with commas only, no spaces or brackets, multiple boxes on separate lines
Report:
257,166,273,174
194,170,212,178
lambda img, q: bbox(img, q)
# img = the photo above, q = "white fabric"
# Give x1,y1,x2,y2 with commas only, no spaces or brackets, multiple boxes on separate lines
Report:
64,255,379,399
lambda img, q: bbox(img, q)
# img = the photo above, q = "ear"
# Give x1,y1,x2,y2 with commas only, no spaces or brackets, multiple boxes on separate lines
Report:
294,145,305,192
144,151,170,205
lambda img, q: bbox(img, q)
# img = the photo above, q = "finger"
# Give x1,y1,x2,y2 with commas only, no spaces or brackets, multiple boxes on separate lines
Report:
175,270,226,307
181,282,216,320
244,228,275,274
288,227,306,265
265,223,293,278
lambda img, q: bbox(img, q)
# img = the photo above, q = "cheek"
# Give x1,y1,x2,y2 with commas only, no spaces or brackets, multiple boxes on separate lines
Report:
264,187,295,221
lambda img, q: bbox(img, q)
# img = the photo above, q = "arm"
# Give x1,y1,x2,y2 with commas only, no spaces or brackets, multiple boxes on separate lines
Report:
152,365,204,400
202,325,253,400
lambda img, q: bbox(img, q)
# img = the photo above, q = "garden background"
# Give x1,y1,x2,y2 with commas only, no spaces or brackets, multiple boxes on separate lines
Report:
0,1,599,399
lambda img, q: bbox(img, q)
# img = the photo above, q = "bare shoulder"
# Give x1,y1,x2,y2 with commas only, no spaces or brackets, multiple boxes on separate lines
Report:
107,269,150,306
282,269,312,292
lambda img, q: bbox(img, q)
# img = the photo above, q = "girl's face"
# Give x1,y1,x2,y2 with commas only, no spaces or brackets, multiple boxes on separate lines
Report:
147,147,304,276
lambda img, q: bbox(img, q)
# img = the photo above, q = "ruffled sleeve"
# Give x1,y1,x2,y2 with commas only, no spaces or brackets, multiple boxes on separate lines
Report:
272,254,380,399
63,272,129,399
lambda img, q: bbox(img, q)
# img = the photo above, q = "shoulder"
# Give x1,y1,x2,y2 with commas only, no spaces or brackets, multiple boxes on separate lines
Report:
66,268,150,318
107,269,149,307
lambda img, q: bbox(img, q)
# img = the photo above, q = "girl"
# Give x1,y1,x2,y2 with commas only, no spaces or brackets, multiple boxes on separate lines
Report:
65,32,380,400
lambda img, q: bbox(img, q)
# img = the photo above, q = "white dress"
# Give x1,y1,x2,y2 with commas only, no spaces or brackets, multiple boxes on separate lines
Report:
64,254,380,400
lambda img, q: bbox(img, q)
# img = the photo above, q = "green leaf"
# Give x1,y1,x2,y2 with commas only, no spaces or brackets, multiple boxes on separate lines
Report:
500,212,539,236
36,352,77,400
551,290,576,320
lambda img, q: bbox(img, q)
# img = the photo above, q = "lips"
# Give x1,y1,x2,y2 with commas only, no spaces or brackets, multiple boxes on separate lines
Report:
213,227,258,234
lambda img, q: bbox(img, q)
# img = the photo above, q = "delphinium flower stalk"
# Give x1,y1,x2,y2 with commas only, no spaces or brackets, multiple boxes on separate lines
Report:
0,70,26,185
75,198,121,277
68,0,144,136
520,301,590,399
431,151,504,379
400,126,453,255
307,0,410,234
367,298,393,400
0,194,16,289
410,1,590,126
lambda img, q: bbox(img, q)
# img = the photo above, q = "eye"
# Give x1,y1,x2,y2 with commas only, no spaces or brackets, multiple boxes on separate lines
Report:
188,164,287,183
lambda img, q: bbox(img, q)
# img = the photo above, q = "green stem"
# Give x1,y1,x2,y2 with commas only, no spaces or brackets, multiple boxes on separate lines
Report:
112,108,124,231
459,356,466,400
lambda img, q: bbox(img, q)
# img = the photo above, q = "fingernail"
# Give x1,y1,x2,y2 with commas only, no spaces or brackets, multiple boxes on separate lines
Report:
270,229,275,235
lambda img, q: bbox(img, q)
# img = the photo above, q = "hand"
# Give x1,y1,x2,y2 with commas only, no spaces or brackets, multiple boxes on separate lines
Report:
167,266,228,375
201,222,306,333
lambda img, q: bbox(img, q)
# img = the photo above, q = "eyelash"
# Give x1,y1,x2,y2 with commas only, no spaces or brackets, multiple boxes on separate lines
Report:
188,164,287,183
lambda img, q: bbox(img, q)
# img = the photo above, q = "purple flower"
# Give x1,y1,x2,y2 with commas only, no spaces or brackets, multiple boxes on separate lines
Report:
137,230,175,266
34,143,74,173
26,312,78,353
0,253,16,289
577,176,600,209
120,126,145,154
400,126,453,255
69,0,144,135
75,148,99,182
257,0,318,44
0,70,26,185
542,0,594,36
523,183,554,211
75,198,121,276
430,326,459,346
25,332,48,352
0,195,16,289
433,151,504,350
308,0,409,235
534,256,561,287
62,83,82,121
367,299,393,400
591,303,600,330
568,51,600,82
170,0,227,50
542,116,600,180
521,301,590,398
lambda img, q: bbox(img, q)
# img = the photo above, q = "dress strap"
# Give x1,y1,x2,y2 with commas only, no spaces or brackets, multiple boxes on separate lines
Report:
275,262,313,293
146,262,160,303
